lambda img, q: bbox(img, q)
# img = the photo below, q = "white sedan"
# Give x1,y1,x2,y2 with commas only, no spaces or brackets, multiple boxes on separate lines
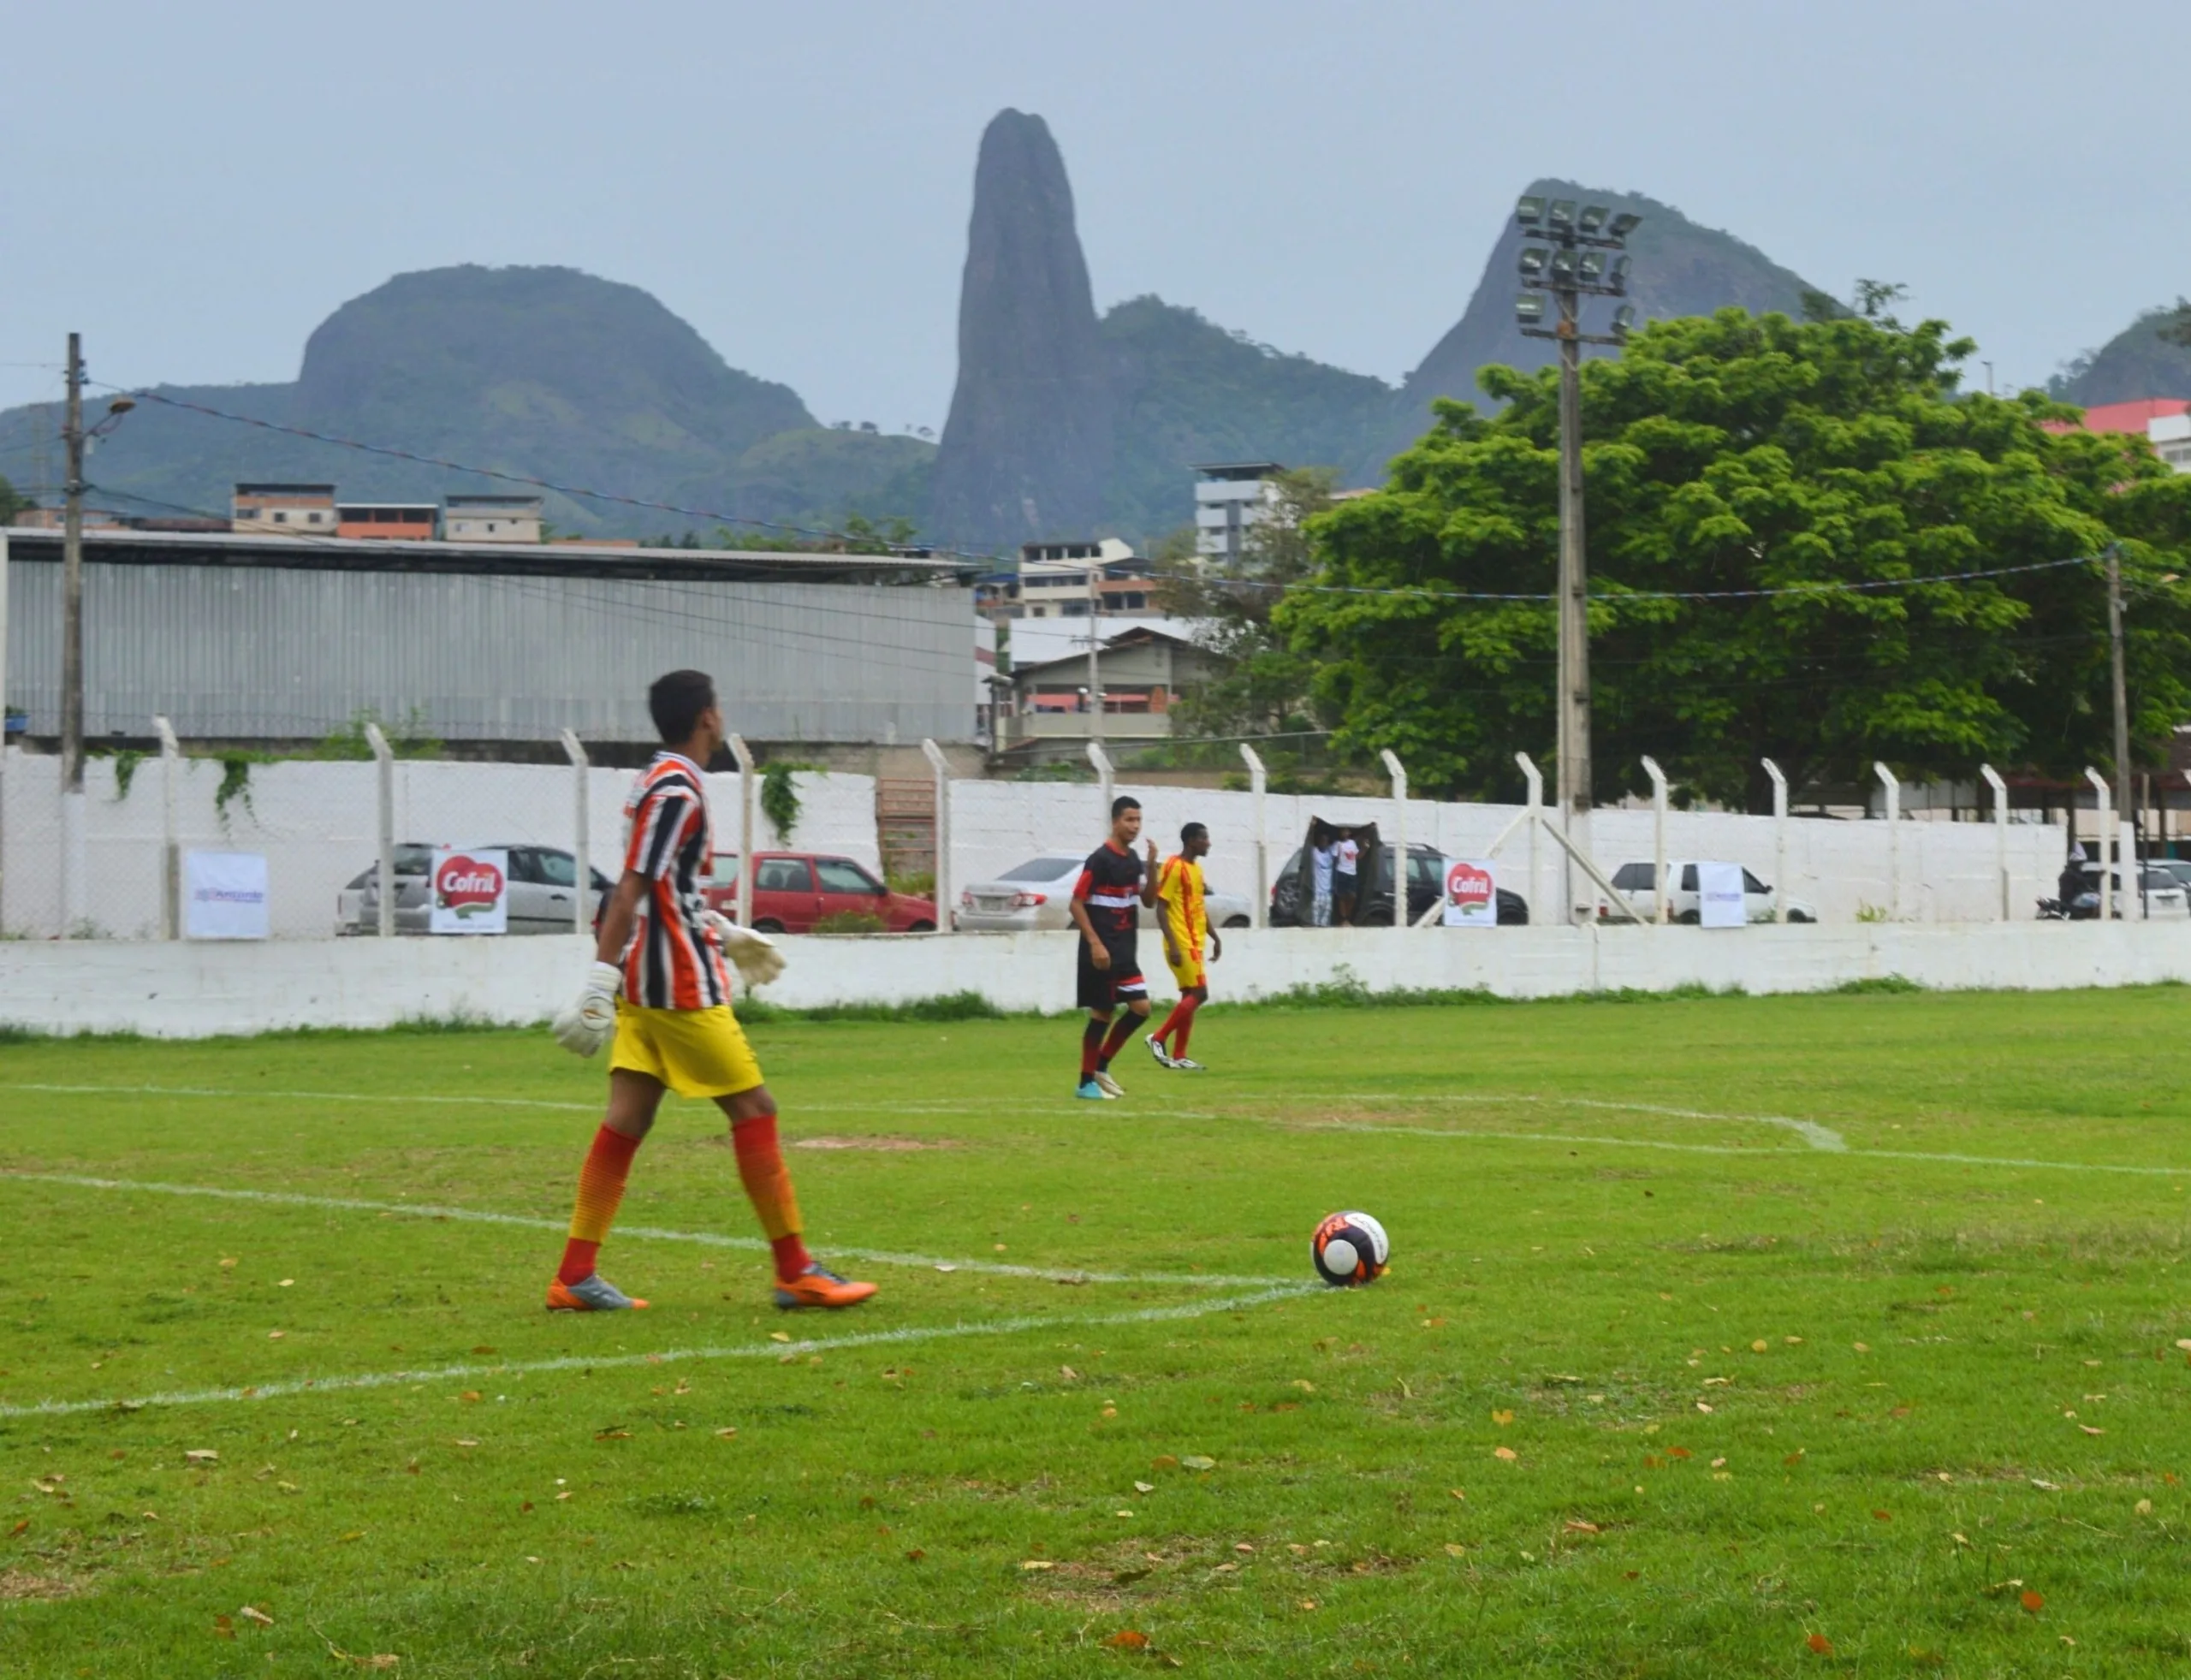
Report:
954,852,1252,933
1605,861,1819,924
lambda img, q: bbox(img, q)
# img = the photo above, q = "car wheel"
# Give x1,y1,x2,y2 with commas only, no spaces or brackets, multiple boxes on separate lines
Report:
907,919,935,933
1677,909,1701,925
1221,915,1250,929
752,918,786,935
1789,911,1814,924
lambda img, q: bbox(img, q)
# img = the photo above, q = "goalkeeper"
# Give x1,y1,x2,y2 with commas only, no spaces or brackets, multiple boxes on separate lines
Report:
545,668,876,1314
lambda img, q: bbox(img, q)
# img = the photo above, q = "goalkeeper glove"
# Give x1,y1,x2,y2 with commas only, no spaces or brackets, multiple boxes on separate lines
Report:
703,911,787,987
551,960,623,1056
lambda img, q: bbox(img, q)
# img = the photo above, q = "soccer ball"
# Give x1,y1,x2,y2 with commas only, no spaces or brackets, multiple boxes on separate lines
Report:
1310,1210,1389,1286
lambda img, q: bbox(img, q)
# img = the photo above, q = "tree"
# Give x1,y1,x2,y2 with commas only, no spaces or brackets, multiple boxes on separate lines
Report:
1157,467,1337,740
0,474,27,525
1278,307,2191,807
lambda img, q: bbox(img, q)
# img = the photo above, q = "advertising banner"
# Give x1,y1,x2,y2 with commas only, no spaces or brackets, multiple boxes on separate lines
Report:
429,847,509,935
1697,861,1747,928
184,851,270,940
1441,858,1499,928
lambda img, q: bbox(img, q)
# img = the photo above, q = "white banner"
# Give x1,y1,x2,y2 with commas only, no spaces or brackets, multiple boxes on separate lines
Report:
1441,858,1499,928
184,851,270,940
429,847,509,935
1697,861,1747,928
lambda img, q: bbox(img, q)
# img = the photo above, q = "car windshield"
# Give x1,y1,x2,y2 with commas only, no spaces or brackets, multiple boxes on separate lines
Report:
998,857,1080,882
1612,863,1654,890
393,844,430,875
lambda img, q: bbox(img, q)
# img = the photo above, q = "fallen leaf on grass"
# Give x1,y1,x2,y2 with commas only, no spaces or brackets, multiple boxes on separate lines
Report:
1448,1488,1466,1501
2136,1499,2153,1516
459,1391,481,1404
2079,1425,2105,1436
1133,1481,1154,1494
1101,1630,1149,1650
212,1615,235,1641
1751,1340,1768,1353
453,1440,478,1449
1180,1455,1215,1472
594,1430,632,1441
2031,1479,2062,1492
1150,1456,1179,1471
1490,1409,1515,1425
1564,1519,1600,1535
1807,1633,1833,1655
769,1332,791,1344
1695,1402,1714,1414
1873,1510,1892,1523
1297,1598,1318,1610
1060,1366,1078,1380
1233,1542,1256,1554
1493,1446,1517,1462
1019,1560,1055,1572
239,1606,274,1628
1444,1543,1466,1557
904,1549,925,1562
186,1450,218,1463
2021,1590,2045,1614
715,1428,738,1440
6,1521,26,1538
1667,1447,1691,1460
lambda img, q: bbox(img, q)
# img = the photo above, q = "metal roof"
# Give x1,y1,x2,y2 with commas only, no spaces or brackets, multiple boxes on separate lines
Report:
2,525,971,585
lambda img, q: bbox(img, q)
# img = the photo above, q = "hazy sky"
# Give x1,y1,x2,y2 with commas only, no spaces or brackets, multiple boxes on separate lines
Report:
4,1,2186,434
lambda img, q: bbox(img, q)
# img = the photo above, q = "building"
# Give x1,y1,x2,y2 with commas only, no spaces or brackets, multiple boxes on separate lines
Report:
336,502,438,540
233,484,335,534
976,537,1160,622
995,616,1232,755
2,525,977,747
2045,397,2191,474
445,495,545,543
1193,461,1284,561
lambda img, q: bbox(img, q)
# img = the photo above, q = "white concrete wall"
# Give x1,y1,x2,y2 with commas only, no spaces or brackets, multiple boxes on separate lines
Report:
6,920,2190,1038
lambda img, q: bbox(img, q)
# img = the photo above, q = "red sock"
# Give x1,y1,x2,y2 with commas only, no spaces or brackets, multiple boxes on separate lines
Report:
559,1125,643,1285
1172,993,1202,1056
1096,1012,1138,1070
731,1114,811,1285
1151,997,1191,1047
1080,1018,1106,1077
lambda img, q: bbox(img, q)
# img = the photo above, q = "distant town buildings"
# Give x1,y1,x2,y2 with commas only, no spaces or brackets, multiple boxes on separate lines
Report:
976,537,1161,623
2046,398,2191,473
336,502,437,540
1194,460,1284,561
446,495,545,543
233,484,336,532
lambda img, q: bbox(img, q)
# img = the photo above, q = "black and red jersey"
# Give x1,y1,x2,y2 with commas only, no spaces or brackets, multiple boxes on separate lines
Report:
618,751,729,1010
1074,840,1144,943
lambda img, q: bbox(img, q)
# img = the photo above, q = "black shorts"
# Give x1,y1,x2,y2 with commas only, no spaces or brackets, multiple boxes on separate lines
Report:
1077,933,1146,1012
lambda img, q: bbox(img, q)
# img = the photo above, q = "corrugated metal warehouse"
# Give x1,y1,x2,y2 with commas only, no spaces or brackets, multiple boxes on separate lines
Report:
1,529,977,744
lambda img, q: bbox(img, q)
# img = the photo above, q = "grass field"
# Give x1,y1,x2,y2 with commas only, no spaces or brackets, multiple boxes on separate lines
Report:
3,986,2191,1677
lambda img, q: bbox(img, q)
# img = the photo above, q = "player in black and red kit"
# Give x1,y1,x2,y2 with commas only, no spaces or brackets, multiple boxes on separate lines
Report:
1068,795,1161,1100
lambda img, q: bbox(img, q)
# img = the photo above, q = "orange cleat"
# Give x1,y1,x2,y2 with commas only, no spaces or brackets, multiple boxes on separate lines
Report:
773,1264,877,1310
546,1274,649,1311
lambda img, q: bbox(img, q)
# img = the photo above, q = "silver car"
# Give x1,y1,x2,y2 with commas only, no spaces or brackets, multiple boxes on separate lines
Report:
339,843,609,935
954,852,1253,933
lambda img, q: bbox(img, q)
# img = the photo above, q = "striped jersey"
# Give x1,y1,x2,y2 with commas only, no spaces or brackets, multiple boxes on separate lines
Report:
1074,840,1144,943
618,751,728,1010
1156,854,1207,960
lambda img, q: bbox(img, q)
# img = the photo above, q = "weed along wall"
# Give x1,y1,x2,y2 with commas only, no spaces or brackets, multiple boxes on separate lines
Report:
6,922,2191,1038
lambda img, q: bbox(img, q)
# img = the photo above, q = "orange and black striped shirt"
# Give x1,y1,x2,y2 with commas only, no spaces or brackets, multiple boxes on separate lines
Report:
619,752,728,1010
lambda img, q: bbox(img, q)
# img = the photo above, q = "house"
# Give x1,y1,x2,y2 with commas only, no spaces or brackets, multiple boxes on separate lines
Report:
2046,397,2191,474
232,484,335,534
996,617,1232,754
975,537,1161,622
446,494,545,543
1194,461,1284,561
336,502,438,540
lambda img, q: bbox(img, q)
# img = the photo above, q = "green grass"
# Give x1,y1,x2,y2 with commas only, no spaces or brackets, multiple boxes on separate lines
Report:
3,987,2191,1675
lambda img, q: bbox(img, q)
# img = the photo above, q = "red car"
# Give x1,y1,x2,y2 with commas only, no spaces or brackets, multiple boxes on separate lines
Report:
702,852,938,934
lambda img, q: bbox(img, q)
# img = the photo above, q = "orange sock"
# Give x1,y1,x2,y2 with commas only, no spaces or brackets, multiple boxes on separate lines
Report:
732,1114,810,1284
558,1125,642,1285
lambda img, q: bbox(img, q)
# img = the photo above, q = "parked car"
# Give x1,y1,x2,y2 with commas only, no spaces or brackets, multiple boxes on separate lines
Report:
1271,843,1529,927
2069,863,2190,920
339,843,610,935
1604,862,1819,924
954,852,1254,934
702,852,938,933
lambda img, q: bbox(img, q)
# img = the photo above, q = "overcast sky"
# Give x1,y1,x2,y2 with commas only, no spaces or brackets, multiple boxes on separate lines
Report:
4,1,2185,433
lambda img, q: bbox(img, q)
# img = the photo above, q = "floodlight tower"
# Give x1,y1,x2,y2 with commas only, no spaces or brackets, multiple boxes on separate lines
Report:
1513,194,1639,921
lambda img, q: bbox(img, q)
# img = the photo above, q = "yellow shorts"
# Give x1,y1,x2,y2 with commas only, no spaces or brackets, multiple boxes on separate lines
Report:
609,1003,764,1099
1167,954,1207,992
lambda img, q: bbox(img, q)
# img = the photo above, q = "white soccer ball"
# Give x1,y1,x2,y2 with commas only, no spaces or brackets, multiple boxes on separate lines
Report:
1311,1210,1390,1286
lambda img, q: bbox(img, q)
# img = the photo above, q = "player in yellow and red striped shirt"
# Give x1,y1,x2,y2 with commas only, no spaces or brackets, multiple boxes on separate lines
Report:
1148,822,1220,1070
545,669,876,1314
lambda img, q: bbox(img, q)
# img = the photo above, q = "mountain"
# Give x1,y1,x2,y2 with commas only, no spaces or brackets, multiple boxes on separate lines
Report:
1098,296,1391,541
0,264,932,537
2049,302,2191,407
1359,181,1823,478
928,110,1115,554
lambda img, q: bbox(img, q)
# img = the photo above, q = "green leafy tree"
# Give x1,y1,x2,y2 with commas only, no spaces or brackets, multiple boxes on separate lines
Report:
1279,308,2191,807
0,474,27,525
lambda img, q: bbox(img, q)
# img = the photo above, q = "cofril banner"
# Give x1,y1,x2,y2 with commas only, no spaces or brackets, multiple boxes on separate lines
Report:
429,848,509,935
184,851,270,940
1441,858,1499,928
1697,861,1748,928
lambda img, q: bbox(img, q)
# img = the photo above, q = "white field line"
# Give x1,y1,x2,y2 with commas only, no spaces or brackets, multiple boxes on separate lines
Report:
1323,1091,1848,1152
0,1284,1321,1422
0,1170,1294,1289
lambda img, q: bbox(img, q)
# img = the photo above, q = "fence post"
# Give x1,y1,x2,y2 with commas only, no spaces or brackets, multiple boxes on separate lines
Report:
1087,739,1113,828
154,715,181,939
1515,752,1543,925
559,728,589,935
1980,763,2009,921
1873,763,1900,922
0,530,9,935
1640,755,1669,923
1761,757,1789,923
1380,748,1408,929
365,722,395,939
727,733,756,928
1239,743,1268,928
921,737,952,932
2083,766,2112,922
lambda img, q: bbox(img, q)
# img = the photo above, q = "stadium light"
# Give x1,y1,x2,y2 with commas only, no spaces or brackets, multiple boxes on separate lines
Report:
1547,199,1576,233
1549,248,1578,285
1608,254,1631,295
1578,204,1610,234
1608,211,1642,238
1516,293,1546,327
1611,304,1638,338
1517,246,1550,282
1516,194,1546,226
1578,252,1606,284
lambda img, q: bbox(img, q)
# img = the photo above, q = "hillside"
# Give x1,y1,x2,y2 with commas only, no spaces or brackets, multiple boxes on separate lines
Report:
1358,181,1823,478
1099,296,1392,543
0,265,932,537
2050,302,2191,407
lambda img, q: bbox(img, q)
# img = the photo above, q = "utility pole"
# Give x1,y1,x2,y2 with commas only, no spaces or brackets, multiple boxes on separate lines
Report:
1086,559,1103,745
1514,196,1639,920
59,334,86,935
2106,543,2136,907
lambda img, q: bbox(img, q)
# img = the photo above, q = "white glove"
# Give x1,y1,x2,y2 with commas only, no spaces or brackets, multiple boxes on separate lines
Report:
704,911,786,987
552,961,622,1056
